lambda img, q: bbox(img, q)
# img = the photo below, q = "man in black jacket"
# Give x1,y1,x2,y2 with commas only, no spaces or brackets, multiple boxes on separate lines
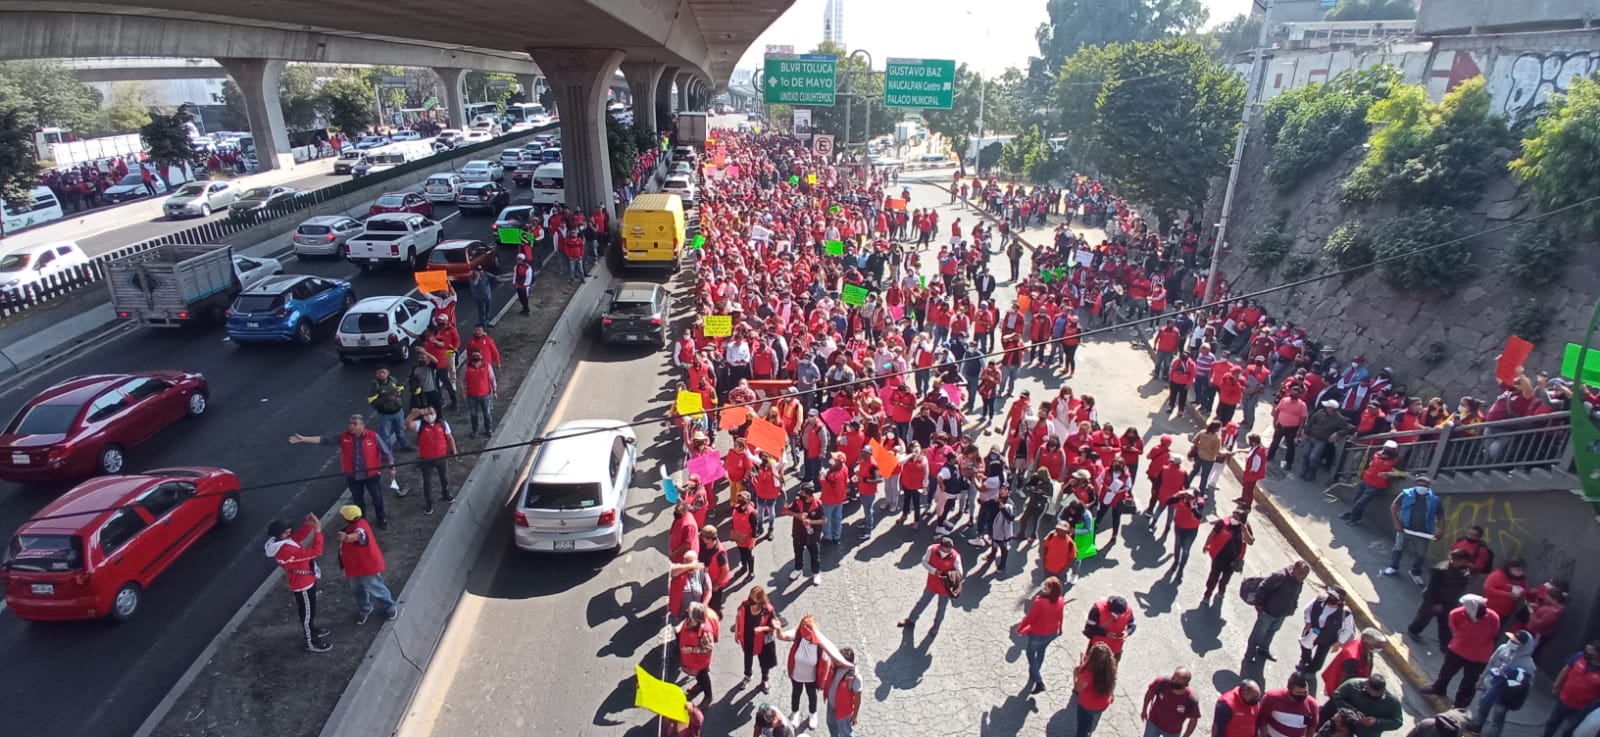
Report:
1407,548,1475,649
1248,561,1312,663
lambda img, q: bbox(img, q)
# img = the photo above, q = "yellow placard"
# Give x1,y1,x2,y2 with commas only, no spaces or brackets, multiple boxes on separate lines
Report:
414,270,450,293
703,315,733,337
675,390,704,417
806,173,818,185
635,664,690,723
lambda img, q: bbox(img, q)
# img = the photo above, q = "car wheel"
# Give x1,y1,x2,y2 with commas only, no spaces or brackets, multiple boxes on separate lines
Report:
98,445,125,475
186,391,208,417
392,341,412,363
109,582,142,623
293,320,314,344
217,491,241,525
200,204,211,217
343,293,357,310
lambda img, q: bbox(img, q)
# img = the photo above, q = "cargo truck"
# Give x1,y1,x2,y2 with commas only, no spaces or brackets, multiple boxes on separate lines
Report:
107,244,241,327
675,112,708,147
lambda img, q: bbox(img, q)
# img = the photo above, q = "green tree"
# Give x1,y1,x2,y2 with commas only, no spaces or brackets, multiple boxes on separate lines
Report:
982,68,1028,135
1261,66,1400,188
1510,73,1600,236
465,71,518,109
800,41,901,146
605,114,638,185
279,66,323,131
362,66,407,116
0,108,43,219
140,111,197,169
1089,39,1245,226
1035,0,1209,75
1323,0,1415,21
921,63,986,158
1197,13,1263,60
0,60,103,133
94,82,154,136
319,77,375,135
219,80,250,131
1342,77,1510,208
1052,43,1116,168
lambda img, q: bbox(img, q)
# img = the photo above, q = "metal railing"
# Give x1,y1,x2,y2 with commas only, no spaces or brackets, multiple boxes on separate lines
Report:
0,124,558,321
1331,412,1574,484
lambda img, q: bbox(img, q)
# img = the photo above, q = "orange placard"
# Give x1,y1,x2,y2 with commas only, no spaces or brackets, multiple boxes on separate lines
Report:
869,439,898,477
718,405,750,431
414,270,450,294
745,416,788,458
1017,293,1032,313
887,198,906,211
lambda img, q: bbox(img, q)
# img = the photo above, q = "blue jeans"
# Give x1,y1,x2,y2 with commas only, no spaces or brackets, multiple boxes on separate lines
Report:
823,503,844,541
567,254,584,280
1390,531,1431,575
468,394,495,434
905,586,949,624
1348,483,1386,521
1542,701,1594,737
1248,611,1286,656
1153,351,1173,379
827,713,855,737
1470,698,1509,737
1001,364,1019,396
859,495,877,529
349,573,396,618
1076,703,1105,737
1024,633,1057,685
347,475,386,524
376,410,410,451
1295,438,1329,480
474,296,492,327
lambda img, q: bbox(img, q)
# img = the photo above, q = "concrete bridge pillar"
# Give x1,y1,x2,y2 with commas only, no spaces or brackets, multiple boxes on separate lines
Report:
515,73,539,103
656,66,679,133
529,47,625,218
675,71,692,113
619,61,666,133
434,67,467,129
216,58,293,172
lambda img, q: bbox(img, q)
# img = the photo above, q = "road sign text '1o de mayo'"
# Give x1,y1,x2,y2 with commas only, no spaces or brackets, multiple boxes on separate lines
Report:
883,58,956,110
764,54,838,106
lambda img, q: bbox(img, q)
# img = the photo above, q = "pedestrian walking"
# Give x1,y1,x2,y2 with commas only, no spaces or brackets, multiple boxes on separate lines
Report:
1296,587,1355,676
1041,521,1078,580
787,484,824,584
1016,576,1067,694
822,646,863,737
897,536,962,635
676,601,720,709
987,485,1017,573
264,513,331,652
335,505,399,625
511,252,535,315
1073,642,1118,737
1382,477,1442,583
1018,468,1054,543
1407,549,1475,647
1465,630,1536,737
1322,628,1388,697
1165,488,1205,581
734,586,781,694
700,525,734,616
778,614,847,730
1541,640,1600,737
1248,561,1311,663
1425,594,1501,708
1141,667,1201,737
1268,387,1309,467
407,407,456,514
1259,672,1320,737
668,551,711,624
1186,422,1224,492
1084,594,1136,662
290,415,398,528
1201,507,1254,604
467,265,498,327
819,453,849,542
368,367,412,452
1214,679,1263,737
730,492,761,580
1321,675,1403,737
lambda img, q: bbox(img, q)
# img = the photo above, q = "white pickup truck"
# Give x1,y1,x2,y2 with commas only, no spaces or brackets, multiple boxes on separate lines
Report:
344,213,444,269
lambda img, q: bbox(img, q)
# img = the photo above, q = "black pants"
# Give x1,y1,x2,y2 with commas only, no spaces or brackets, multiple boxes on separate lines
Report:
1216,402,1237,424
1172,526,1199,571
743,641,776,681
1409,603,1453,650
1299,642,1335,674
516,286,531,314
1204,554,1238,596
734,546,755,576
1432,650,1486,708
685,668,713,702
901,487,923,518
1063,344,1079,374
793,537,820,576
419,458,449,505
293,586,324,649
1166,383,1190,412
1269,424,1300,466
791,680,818,714
1094,503,1123,540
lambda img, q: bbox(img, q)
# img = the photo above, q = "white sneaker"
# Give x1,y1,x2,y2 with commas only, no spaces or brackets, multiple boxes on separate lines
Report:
1410,572,1427,585
811,573,822,585
790,570,802,581
1381,567,1398,576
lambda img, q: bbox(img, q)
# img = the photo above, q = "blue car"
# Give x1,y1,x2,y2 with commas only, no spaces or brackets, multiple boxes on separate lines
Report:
225,274,356,344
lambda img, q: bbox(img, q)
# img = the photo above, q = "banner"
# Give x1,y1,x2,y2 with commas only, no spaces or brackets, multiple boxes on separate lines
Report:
792,109,813,140
414,270,450,294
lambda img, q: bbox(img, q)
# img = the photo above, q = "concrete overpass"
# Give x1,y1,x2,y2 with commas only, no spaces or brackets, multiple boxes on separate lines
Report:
1,0,791,215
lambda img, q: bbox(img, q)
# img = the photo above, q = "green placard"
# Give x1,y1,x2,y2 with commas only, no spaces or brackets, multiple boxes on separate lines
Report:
884,58,956,110
825,240,845,256
918,275,927,289
841,284,869,306
829,204,842,215
789,175,800,185
691,233,706,249
764,54,837,106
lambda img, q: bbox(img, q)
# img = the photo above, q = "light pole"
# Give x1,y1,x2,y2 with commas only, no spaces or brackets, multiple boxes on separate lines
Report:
963,9,992,166
841,48,873,157
1205,0,1274,303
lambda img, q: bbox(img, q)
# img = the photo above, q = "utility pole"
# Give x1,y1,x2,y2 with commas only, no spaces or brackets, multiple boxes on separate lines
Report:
840,49,874,158
1205,0,1274,304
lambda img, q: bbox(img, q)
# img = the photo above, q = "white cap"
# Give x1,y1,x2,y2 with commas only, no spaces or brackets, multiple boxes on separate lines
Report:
1383,440,1400,450
1321,400,1338,409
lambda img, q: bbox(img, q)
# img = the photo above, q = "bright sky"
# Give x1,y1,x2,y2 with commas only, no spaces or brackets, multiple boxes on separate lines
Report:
736,0,1255,75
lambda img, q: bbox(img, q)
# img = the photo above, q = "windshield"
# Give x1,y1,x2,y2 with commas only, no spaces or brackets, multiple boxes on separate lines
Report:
533,177,563,189
297,225,332,236
375,195,406,207
0,254,31,272
6,535,84,573
240,188,272,200
175,183,206,197
7,402,80,435
363,219,409,232
429,249,467,264
360,137,386,145
232,294,285,313
608,300,655,317
116,174,142,186
523,481,602,510
339,312,390,334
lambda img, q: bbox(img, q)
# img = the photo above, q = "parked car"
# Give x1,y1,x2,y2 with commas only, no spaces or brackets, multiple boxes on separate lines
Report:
227,186,298,221
368,191,433,218
291,216,363,257
163,181,238,219
389,130,421,142
231,255,283,291
355,135,390,149
102,173,170,205
512,419,636,553
226,274,356,344
661,175,697,206
0,241,91,302
2,467,242,622
510,161,541,187
455,182,509,214
599,282,671,347
335,295,435,364
422,173,466,204
425,239,498,281
460,160,504,183
0,371,210,481
437,129,464,146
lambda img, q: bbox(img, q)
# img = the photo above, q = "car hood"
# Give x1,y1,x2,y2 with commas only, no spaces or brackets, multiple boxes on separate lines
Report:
166,195,201,206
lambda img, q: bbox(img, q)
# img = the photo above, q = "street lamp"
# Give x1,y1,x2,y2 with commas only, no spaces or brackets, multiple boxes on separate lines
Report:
842,48,873,156
1205,0,1274,303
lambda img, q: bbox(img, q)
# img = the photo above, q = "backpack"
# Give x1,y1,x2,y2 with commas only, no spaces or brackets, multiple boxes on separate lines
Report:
1239,575,1266,605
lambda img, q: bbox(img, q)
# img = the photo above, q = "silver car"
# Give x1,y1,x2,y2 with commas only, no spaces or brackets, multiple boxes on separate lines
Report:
513,419,637,553
292,216,364,257
163,181,239,219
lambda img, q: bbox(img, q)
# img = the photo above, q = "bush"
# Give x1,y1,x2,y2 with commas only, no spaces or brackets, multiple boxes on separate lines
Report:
1246,214,1294,268
1502,221,1570,287
1324,220,1376,270
1262,67,1400,188
1282,253,1317,279
1373,207,1473,292
1510,74,1600,236
1507,298,1552,342
1342,78,1511,209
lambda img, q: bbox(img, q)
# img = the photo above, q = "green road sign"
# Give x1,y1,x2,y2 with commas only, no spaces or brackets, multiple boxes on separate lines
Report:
764,54,837,106
884,58,956,109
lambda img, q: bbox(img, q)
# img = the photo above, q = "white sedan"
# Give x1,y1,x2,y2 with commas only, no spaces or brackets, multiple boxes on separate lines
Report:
232,255,283,291
460,160,504,183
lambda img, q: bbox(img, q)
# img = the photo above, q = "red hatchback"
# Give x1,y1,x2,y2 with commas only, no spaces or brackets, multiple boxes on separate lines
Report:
0,372,210,482
368,192,433,218
2,467,241,621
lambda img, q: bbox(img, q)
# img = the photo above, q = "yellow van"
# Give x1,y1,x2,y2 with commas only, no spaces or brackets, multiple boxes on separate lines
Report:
621,193,686,268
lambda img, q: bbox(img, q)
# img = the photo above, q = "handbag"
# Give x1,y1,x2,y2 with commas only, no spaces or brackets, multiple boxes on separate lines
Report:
1115,497,1137,515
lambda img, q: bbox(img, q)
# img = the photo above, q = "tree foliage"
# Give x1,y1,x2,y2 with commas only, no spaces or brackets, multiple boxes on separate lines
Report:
1502,221,1570,288
1324,220,1375,269
1261,66,1400,188
1000,125,1056,182
219,80,250,131
93,82,154,136
0,60,103,133
605,113,638,186
1372,207,1473,293
361,66,408,114
279,66,323,131
799,41,901,145
1323,0,1416,21
921,63,986,158
983,68,1029,135
1052,44,1115,169
1034,0,1209,78
0,108,43,213
465,71,518,109
1081,39,1245,226
1509,73,1600,236
1342,77,1510,209
1196,13,1262,61
320,77,375,135
140,111,197,169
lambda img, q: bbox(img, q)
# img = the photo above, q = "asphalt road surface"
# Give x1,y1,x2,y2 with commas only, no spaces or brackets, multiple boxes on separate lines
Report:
0,190,536,737
396,176,1426,737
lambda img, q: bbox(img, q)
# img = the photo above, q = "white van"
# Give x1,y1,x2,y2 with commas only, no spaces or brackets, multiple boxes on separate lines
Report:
1,186,65,234
529,163,565,206
0,240,90,300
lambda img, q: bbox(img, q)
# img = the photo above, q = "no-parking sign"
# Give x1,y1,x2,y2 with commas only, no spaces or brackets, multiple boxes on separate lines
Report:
813,134,834,157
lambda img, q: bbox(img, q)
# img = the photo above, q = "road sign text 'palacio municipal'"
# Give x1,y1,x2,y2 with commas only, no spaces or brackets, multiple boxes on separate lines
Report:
764,54,838,106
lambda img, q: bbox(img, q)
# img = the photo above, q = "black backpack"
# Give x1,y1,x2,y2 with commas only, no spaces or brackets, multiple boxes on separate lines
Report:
1240,575,1267,605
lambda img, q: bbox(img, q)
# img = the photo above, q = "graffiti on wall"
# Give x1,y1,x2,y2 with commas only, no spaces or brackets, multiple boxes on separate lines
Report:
1439,496,1575,581
1428,49,1600,119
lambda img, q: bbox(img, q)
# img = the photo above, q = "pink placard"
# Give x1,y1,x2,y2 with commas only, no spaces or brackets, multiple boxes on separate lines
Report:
942,383,962,407
821,407,851,434
889,305,905,322
686,451,727,484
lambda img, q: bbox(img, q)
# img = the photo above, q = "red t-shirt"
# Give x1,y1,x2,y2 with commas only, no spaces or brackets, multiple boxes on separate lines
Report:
1144,678,1200,734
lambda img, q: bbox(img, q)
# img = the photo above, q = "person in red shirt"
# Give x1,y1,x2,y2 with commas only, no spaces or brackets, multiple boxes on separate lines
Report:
264,513,331,652
1165,351,1197,416
1085,595,1136,660
897,537,962,634
1257,672,1319,737
1164,488,1206,580
1545,641,1600,737
1141,667,1200,737
819,452,851,542
1341,444,1404,524
1152,320,1181,378
466,325,501,370
1213,680,1263,737
1016,577,1067,694
1145,457,1187,534
1238,433,1268,508
337,503,397,625
676,602,720,709
1425,594,1500,708
669,500,702,563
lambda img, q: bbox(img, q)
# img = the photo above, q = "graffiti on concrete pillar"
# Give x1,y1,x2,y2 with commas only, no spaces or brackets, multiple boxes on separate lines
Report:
1492,51,1600,119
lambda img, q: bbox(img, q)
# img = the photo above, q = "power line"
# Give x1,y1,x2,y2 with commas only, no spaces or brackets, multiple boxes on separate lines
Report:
16,190,1598,527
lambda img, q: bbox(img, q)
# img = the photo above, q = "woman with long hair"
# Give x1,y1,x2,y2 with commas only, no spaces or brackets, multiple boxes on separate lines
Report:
775,614,848,729
676,602,720,709
734,586,782,693
1016,576,1068,694
1073,641,1118,737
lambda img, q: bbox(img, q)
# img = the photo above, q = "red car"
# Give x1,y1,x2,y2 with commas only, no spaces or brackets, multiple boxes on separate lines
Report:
0,372,210,482
424,239,499,280
2,467,241,621
368,191,433,218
